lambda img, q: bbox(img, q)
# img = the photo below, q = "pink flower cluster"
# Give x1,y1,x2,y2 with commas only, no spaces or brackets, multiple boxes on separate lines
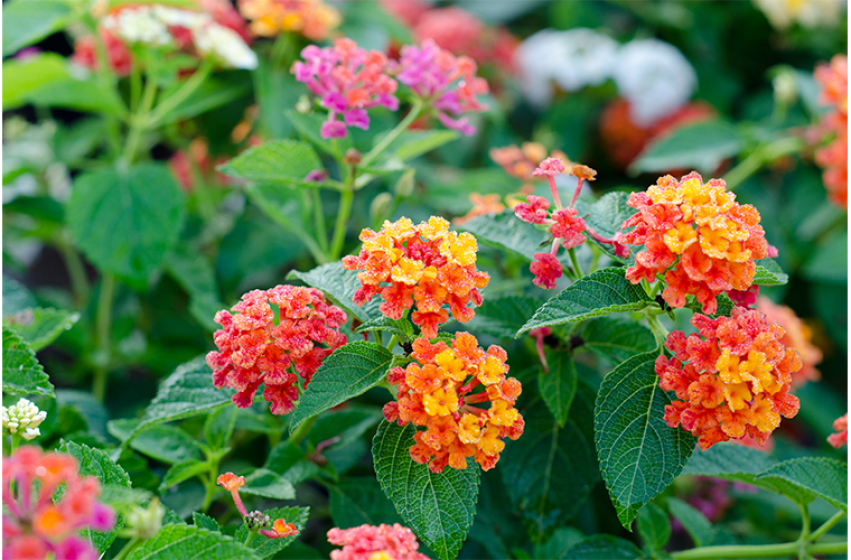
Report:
207,285,348,415
4,447,115,560
828,413,847,448
327,523,430,560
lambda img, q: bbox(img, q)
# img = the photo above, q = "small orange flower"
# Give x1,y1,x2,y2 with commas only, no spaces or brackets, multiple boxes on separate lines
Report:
216,473,245,492
453,193,506,225
238,0,340,40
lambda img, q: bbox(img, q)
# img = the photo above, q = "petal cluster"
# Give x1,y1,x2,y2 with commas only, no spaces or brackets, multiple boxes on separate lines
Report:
342,217,489,339
206,285,348,415
813,54,848,208
293,38,399,139
828,413,848,449
490,142,568,183
2,398,47,441
756,297,822,386
620,172,769,314
382,333,524,473
327,523,429,560
239,0,340,40
3,446,115,560
656,307,802,450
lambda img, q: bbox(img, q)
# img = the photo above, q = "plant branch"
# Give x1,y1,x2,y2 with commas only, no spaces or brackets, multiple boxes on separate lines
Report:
92,274,115,403
360,100,423,170
810,510,847,542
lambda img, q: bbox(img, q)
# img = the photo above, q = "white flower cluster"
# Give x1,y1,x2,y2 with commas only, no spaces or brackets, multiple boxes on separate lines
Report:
754,0,844,30
2,398,47,441
516,29,697,127
101,5,258,69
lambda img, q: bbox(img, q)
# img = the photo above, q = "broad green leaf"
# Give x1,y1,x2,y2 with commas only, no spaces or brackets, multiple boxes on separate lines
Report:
373,421,480,560
242,468,296,500
517,268,653,336
564,535,647,559
165,245,225,331
580,317,656,364
192,512,220,532
466,295,544,339
637,503,671,551
754,458,847,511
459,211,549,261
125,523,260,560
3,275,38,316
265,441,320,485
235,506,309,559
386,130,460,161
287,262,383,322
2,327,54,397
803,229,847,284
681,442,774,482
356,315,416,341
219,139,321,186
254,65,300,139
109,419,202,464
160,459,210,491
290,342,394,430
575,192,634,261
595,353,697,528
26,77,125,116
68,163,185,283
501,383,598,543
533,527,584,560
2,53,68,109
538,351,577,427
3,0,72,57
753,258,789,286
155,73,251,125
630,120,743,175
328,476,402,529
99,485,153,509
685,292,735,318
285,109,352,156
4,307,79,351
204,406,238,451
308,407,383,451
667,497,715,547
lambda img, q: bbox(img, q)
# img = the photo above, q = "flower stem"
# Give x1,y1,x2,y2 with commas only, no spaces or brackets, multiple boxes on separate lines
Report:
312,188,329,254
568,248,583,279
113,537,140,560
122,74,159,167
670,541,847,559
202,456,221,513
147,60,214,128
92,274,115,403
243,530,258,548
645,310,668,350
360,100,423,170
723,136,803,191
57,236,90,307
9,434,21,456
329,183,353,260
289,416,317,447
810,510,846,542
547,176,563,209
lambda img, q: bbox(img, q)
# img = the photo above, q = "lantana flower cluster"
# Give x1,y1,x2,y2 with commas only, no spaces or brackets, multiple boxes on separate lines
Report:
217,473,299,539
238,0,340,40
206,285,348,415
620,172,769,314
342,217,489,339
327,523,429,560
383,333,524,473
828,413,848,448
656,307,802,449
3,446,115,560
2,398,47,441
757,297,823,386
813,54,848,208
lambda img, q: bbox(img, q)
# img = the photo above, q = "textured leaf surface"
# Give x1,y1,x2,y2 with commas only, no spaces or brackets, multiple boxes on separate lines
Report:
219,139,321,186
356,315,416,341
630,121,742,174
595,353,697,528
290,342,393,430
242,468,296,500
667,497,715,547
328,476,402,529
4,307,79,351
2,327,54,397
753,258,789,286
575,192,634,261
126,523,260,560
160,460,209,491
682,442,774,482
580,317,656,364
192,512,220,532
637,503,671,551
517,268,653,336
235,506,309,559
466,295,543,339
288,262,382,322
67,163,185,283
564,535,646,559
538,351,577,427
460,211,549,261
373,421,480,560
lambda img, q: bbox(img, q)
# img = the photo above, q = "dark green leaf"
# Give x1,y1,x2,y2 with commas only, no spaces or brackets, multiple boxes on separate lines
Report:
666,497,714,548
681,442,774,482
754,458,847,511
538,351,577,427
2,327,54,397
288,262,383,322
125,523,260,560
160,459,210,491
155,73,251,125
753,259,789,286
565,535,647,559
3,0,72,57
254,65,300,139
109,419,202,465
219,139,321,186
235,506,309,559
192,512,221,533
575,192,635,261
637,503,671,551
308,407,382,450
328,476,402,529
242,468,296,500
165,246,225,332
533,527,584,560
3,307,79,351
630,121,743,175
466,295,544,339
204,406,238,451
356,315,416,341
580,317,656,364
459,211,549,261
803,229,847,284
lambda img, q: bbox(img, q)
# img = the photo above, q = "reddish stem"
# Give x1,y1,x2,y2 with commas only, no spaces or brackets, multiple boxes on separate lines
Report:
547,176,563,208
464,392,490,404
570,177,584,207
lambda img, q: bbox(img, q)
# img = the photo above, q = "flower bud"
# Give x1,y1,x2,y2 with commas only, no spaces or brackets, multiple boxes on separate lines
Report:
123,498,165,540
394,169,416,198
2,398,47,441
370,193,393,224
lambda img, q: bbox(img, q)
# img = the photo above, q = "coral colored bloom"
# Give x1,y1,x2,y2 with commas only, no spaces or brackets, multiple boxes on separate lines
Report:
490,142,569,183
656,308,802,450
828,414,848,448
532,157,566,177
206,285,347,415
293,38,399,139
328,523,429,560
3,447,115,560
757,297,822,386
218,473,300,539
813,55,848,208
385,333,523,472
239,0,340,40
514,195,551,225
551,208,587,249
620,172,770,314
530,252,563,289
343,217,489,339
453,193,506,225
72,29,133,76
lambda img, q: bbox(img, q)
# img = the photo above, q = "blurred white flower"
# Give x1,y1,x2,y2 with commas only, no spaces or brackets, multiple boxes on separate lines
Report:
754,0,844,29
2,398,47,441
102,6,172,46
612,39,697,127
151,5,208,28
193,23,258,70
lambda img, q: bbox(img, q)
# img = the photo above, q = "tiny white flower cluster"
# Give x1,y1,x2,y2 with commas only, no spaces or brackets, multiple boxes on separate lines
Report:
753,0,845,30
2,398,47,441
101,5,258,70
516,29,697,127
124,498,165,540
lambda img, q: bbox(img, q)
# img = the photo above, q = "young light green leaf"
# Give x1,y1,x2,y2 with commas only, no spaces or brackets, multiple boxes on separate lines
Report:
459,211,549,261
67,163,185,283
753,258,789,286
219,139,321,186
4,307,79,351
564,535,647,559
517,268,653,336
160,460,210,492
637,503,671,551
373,421,480,560
388,130,460,161
242,468,296,500
595,353,697,529
25,77,126,116
630,120,743,175
192,512,221,533
204,406,238,451
125,523,261,560
287,262,383,322
667,497,715,548
327,476,402,529
3,0,72,57
580,317,656,364
466,295,544,339
3,53,70,109
538,351,577,427
2,327,54,397
290,342,394,431
235,506,309,559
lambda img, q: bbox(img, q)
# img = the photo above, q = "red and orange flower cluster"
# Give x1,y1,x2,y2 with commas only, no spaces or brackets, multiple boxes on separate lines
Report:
4,447,115,560
813,54,848,208
756,297,822,386
217,473,299,539
328,523,429,560
342,217,489,339
620,172,769,314
207,285,347,415
383,333,524,473
828,413,848,449
656,307,802,450
238,0,340,40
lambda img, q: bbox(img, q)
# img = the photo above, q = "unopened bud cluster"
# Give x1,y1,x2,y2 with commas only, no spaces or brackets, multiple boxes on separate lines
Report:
2,398,47,441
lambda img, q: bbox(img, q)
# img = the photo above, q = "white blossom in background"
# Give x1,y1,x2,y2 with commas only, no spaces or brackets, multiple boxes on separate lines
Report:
193,23,259,70
2,398,47,441
612,39,697,127
753,0,844,29
151,5,208,28
102,6,172,46
516,28,619,107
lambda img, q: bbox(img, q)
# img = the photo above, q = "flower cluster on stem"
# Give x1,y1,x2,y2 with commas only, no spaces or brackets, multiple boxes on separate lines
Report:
813,54,848,208
238,0,340,40
217,473,299,539
2,398,47,441
327,523,429,560
828,413,847,448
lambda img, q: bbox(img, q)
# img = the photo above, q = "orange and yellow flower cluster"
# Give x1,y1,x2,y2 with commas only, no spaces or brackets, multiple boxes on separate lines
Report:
383,333,524,473
813,54,847,208
656,307,802,450
756,297,822,386
342,217,489,339
238,0,340,40
620,171,769,314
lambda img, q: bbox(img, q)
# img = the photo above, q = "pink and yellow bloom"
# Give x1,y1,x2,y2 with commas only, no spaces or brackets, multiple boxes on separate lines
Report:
328,523,430,560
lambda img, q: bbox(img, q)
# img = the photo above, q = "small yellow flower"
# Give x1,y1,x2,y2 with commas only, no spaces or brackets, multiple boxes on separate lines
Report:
423,388,459,417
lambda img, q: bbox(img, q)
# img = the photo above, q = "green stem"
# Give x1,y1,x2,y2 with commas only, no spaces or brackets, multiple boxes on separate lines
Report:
312,188,329,254
645,311,668,350
289,416,317,447
797,503,811,560
567,248,583,279
122,75,158,167
186,145,217,222
9,434,21,456
92,275,115,403
202,457,221,513
329,184,353,260
387,335,399,350
360,101,423,170
86,15,124,160
57,237,90,307
147,60,214,127
130,59,142,113
113,537,141,560
810,510,846,542
723,136,803,191
671,541,847,560
243,530,258,548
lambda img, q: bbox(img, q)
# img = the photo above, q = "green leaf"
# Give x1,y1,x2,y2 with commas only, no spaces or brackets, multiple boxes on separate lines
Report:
26,76,126,116
373,421,480,560
235,506,309,559
517,268,653,337
242,468,296,500
538,351,577,427
109,420,202,464
285,109,352,156
355,315,416,341
753,458,848,511
459,211,549,261
287,262,383,322
681,442,774,483
328,476,402,529
204,406,237,451
533,527,584,560
575,192,634,261
630,121,743,175
254,65,300,139
155,73,251,125
125,523,260,560
580,317,656,364
753,259,789,286
4,307,79,351
637,503,671,551
666,497,714,547
290,342,394,431
165,245,225,331
466,295,544,339
2,53,68,110
595,353,697,529
160,459,210,491
803,229,847,284
192,512,221,533
3,0,72,57
3,275,38,316
219,139,321,186
564,536,647,559
386,130,461,161
265,441,320,485
67,163,185,283
309,407,383,451
2,327,54,397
